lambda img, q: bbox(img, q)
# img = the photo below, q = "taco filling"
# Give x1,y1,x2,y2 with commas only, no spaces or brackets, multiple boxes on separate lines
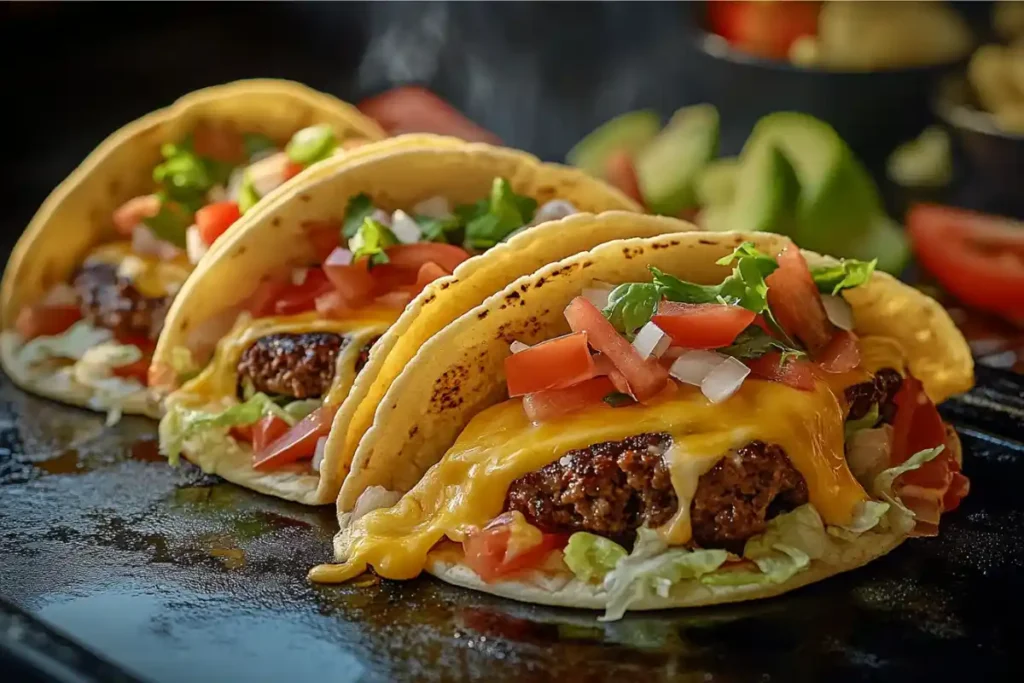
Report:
9,122,370,417
312,241,970,620
160,177,578,478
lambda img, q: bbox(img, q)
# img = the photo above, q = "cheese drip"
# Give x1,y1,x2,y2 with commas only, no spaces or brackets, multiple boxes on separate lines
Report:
170,309,396,410
84,241,192,299
310,376,869,584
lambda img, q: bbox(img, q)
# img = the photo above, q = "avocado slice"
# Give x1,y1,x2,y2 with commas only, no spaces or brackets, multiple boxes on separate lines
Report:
634,104,719,216
719,144,800,235
695,157,739,207
567,110,661,179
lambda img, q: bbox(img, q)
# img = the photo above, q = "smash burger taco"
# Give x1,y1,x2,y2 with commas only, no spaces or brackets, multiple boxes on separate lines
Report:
155,138,651,505
313,214,974,621
0,79,386,420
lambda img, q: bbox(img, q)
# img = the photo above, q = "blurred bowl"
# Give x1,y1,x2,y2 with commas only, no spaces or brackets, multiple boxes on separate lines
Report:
935,73,1024,217
683,12,967,174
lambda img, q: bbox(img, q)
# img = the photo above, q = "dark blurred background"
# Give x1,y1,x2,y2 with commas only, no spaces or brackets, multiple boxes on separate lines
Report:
0,0,1004,248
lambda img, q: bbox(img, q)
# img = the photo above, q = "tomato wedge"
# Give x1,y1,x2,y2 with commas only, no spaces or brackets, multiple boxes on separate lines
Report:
192,122,246,163
652,301,755,349
505,332,595,397
302,220,341,262
564,297,668,401
252,415,289,454
246,277,289,317
252,405,336,471
907,203,1024,320
707,0,821,61
272,268,335,315
463,513,568,583
815,330,861,373
112,356,152,385
523,376,616,423
15,304,82,340
745,352,816,390
282,160,305,182
415,262,449,291
604,150,645,207
195,201,241,246
112,194,161,235
323,248,376,306
766,244,833,352
357,86,502,144
385,243,471,274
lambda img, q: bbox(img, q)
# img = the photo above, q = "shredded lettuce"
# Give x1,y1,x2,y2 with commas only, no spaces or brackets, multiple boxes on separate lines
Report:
845,404,880,441
283,399,321,421
170,346,200,383
872,445,946,525
600,528,727,621
809,258,877,295
160,393,295,465
563,533,627,583
827,500,890,541
18,321,113,364
238,172,261,215
349,217,398,266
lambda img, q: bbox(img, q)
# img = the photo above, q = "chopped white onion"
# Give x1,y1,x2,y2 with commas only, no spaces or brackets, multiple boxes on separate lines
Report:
821,294,854,331
582,282,614,310
185,225,208,265
249,146,280,163
390,210,422,244
412,196,452,219
247,151,289,197
226,168,246,202
132,224,182,261
370,208,393,227
291,267,309,286
352,485,402,522
699,356,750,403
669,350,728,386
632,322,672,360
529,199,578,226
41,283,79,307
206,184,228,204
311,436,329,473
509,341,531,354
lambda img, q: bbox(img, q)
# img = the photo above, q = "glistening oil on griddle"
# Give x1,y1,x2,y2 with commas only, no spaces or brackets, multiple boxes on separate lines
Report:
1,374,1022,682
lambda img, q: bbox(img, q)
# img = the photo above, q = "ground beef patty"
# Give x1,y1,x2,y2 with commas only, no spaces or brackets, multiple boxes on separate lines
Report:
505,436,809,552
355,335,381,374
73,263,171,340
690,441,808,553
504,433,677,538
237,332,344,399
845,367,903,424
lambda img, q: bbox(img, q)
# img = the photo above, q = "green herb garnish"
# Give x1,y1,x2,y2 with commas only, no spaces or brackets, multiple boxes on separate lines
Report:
349,217,398,266
602,392,636,407
342,193,376,239
809,258,877,295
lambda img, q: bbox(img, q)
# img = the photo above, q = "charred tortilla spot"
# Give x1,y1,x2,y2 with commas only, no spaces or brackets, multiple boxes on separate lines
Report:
582,260,594,268
272,217,282,228
109,180,121,196
440,281,451,290
234,245,247,257
424,294,436,304
477,310,489,320
698,239,715,245
180,317,190,332
299,194,311,203
430,364,470,411
505,291,521,302
408,425,418,438
535,277,547,289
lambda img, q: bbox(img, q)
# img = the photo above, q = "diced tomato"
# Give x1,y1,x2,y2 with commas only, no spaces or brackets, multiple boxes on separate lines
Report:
15,304,82,340
282,160,305,182
368,263,418,296
604,150,645,207
111,356,151,385
505,332,595,397
230,424,254,443
195,201,241,246
462,514,569,583
112,194,160,235
191,123,246,163
415,262,448,291
357,86,503,144
252,405,336,471
523,376,617,423
246,277,289,317
706,0,821,61
252,415,289,454
302,220,342,262
746,352,816,391
907,203,1024,320
766,244,833,352
815,330,861,373
374,290,414,309
563,297,668,401
323,248,376,305
314,290,353,319
651,301,755,349
272,268,335,315
112,332,156,356
943,472,971,512
592,353,631,394
385,242,471,274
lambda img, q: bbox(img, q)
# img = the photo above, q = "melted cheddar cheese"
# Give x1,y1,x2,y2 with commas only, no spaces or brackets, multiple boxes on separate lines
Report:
84,241,192,299
171,309,398,410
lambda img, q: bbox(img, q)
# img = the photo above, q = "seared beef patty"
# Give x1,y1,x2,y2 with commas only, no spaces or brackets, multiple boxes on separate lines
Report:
73,263,170,340
504,436,808,552
505,433,677,538
237,332,344,399
690,441,808,553
845,367,903,424
355,335,381,374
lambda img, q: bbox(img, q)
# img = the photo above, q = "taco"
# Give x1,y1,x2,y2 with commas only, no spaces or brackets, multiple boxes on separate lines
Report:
312,215,974,620
155,137,650,504
0,79,386,420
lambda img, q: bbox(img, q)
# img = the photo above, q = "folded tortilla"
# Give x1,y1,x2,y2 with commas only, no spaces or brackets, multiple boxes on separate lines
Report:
0,79,386,418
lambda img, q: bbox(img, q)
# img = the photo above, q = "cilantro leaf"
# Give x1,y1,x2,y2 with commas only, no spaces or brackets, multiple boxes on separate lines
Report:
349,217,397,266
603,283,661,340
143,196,193,248
602,392,636,407
243,132,276,160
718,326,804,361
809,258,877,295
343,193,377,239
461,178,537,250
415,214,462,244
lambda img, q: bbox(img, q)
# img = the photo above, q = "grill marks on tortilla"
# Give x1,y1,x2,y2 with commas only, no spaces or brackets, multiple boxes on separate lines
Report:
236,332,380,400
504,435,809,552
